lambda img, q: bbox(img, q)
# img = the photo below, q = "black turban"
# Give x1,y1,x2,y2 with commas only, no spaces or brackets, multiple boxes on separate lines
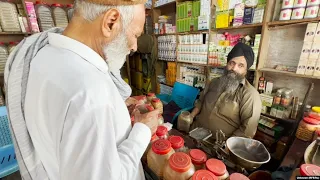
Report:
227,42,255,69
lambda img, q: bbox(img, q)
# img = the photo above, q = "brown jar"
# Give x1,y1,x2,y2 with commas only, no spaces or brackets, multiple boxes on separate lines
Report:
156,126,169,139
189,149,207,170
206,159,229,180
147,93,156,102
147,139,175,179
296,117,320,141
163,152,196,180
189,170,218,180
168,136,186,152
152,98,163,114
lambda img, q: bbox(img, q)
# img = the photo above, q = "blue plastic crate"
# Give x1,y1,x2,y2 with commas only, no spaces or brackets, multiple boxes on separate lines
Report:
0,106,19,178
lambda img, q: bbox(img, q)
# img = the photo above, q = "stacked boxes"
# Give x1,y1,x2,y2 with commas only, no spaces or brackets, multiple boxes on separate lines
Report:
177,64,206,88
251,34,261,70
296,23,320,77
176,1,201,32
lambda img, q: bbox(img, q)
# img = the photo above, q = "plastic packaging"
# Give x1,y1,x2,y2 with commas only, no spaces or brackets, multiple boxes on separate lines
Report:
163,152,196,180
304,5,319,18
52,4,68,28
0,1,21,32
189,149,207,170
206,159,229,180
307,0,320,6
152,98,163,114
190,170,218,180
168,136,186,152
178,111,193,133
147,139,175,178
35,2,55,31
291,7,306,19
293,0,308,7
296,117,320,141
282,0,295,8
66,4,74,22
0,42,9,73
279,9,293,20
227,173,249,180
156,126,169,139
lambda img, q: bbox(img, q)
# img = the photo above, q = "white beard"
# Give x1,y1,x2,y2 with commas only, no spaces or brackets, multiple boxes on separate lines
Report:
103,31,130,73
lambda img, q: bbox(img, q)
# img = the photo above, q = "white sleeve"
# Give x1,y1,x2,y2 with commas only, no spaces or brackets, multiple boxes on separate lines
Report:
59,104,151,180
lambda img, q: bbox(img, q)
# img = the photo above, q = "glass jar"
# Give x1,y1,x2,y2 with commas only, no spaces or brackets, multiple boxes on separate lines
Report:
0,1,21,32
0,42,9,73
190,170,218,180
156,126,169,139
158,115,164,125
189,149,207,170
296,117,320,141
147,93,156,102
299,164,320,176
66,4,74,22
227,173,249,180
144,134,159,157
35,2,54,31
206,159,229,180
152,98,163,114
147,139,175,179
281,90,293,107
178,111,193,133
163,152,196,180
168,136,186,152
51,4,68,28
305,105,312,117
8,42,18,54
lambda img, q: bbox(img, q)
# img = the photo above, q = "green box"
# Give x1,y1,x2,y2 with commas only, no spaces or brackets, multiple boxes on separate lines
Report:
191,17,198,31
185,18,191,32
177,19,181,32
182,3,187,18
192,1,200,17
186,1,193,17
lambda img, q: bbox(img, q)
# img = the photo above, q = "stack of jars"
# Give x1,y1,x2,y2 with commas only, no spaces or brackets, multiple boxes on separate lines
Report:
296,106,320,141
51,4,68,28
0,1,21,32
66,4,74,22
35,2,55,31
168,136,186,152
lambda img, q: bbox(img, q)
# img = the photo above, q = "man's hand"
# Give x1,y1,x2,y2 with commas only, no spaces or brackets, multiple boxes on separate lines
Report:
134,109,160,135
125,97,138,107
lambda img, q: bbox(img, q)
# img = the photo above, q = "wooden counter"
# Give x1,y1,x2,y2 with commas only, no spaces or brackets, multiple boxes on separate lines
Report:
280,138,311,168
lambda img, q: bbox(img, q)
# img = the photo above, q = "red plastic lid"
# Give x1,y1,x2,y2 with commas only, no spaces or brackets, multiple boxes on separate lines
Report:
309,113,320,120
146,105,154,111
206,159,227,176
9,42,17,45
0,42,4,45
67,4,73,8
156,126,168,137
192,170,218,180
169,152,191,173
189,149,207,165
147,93,155,97
151,134,158,142
300,164,320,176
229,173,249,180
303,117,320,125
152,98,160,103
52,3,62,7
168,136,184,149
152,139,171,155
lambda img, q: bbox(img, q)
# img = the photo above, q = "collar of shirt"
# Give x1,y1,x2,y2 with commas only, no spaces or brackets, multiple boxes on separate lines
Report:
48,33,109,74
240,78,246,87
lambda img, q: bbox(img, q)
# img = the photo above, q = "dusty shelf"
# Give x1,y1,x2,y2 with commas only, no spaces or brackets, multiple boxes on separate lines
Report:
268,17,320,27
259,68,320,80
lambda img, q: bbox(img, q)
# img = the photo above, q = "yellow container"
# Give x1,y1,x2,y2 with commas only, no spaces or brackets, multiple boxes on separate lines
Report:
143,78,152,93
135,72,143,90
135,57,143,72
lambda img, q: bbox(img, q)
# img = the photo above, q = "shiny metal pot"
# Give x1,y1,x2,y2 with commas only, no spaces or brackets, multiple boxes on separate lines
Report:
226,137,271,171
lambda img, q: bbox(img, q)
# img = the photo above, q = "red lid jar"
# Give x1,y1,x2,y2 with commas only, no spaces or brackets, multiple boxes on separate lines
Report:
52,3,62,7
206,159,229,179
152,139,171,155
189,149,207,166
228,173,249,180
192,170,218,180
163,152,196,180
300,164,320,176
156,126,169,139
168,136,185,152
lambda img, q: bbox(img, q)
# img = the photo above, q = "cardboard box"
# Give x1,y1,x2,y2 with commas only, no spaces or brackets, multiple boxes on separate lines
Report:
304,23,318,42
233,3,244,26
300,41,313,59
296,58,308,74
253,5,265,24
305,59,317,76
243,7,255,24
314,60,320,76
310,41,320,59
260,93,274,107
315,22,320,42
198,15,210,30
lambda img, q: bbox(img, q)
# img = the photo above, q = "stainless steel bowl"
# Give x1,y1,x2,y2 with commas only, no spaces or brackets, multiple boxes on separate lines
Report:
226,137,271,171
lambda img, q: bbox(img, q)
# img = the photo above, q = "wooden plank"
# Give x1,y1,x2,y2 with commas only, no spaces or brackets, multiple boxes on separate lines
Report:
260,68,320,80
269,17,320,27
214,23,262,31
280,138,310,168
154,1,175,9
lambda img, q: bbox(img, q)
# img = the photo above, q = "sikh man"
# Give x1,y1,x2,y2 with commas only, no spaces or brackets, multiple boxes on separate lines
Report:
190,42,262,139
5,0,159,180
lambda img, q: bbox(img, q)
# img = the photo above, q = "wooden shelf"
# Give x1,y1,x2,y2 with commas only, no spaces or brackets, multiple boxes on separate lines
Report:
177,30,209,35
261,113,297,124
259,68,320,80
214,23,263,31
158,59,176,62
0,32,31,35
154,1,176,9
177,61,208,66
268,17,320,27
155,33,176,36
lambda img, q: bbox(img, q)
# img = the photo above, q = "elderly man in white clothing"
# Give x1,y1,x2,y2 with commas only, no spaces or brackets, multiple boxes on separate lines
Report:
4,0,159,180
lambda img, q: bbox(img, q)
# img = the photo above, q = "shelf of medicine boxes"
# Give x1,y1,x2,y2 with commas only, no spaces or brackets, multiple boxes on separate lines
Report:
259,68,320,80
213,23,263,31
268,17,320,28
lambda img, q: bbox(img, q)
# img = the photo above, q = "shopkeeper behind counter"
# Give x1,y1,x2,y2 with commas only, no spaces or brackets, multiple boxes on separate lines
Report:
191,43,262,138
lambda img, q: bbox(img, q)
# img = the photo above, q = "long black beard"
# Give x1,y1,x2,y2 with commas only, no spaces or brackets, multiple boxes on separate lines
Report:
218,69,245,94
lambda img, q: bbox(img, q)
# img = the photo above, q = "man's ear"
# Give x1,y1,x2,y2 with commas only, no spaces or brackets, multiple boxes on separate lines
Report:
101,8,121,38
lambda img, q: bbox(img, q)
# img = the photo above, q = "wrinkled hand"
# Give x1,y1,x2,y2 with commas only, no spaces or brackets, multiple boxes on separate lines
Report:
125,97,138,107
134,109,160,134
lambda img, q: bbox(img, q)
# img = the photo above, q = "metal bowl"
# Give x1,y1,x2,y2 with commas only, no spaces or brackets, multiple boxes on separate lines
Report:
304,140,316,164
226,137,271,171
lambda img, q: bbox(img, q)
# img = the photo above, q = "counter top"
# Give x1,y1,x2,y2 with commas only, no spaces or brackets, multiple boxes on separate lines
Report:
280,138,311,168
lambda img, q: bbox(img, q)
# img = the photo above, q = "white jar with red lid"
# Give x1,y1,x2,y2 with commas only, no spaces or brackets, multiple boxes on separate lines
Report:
147,139,175,178
282,0,295,8
299,164,320,176
206,159,229,180
163,152,196,180
152,98,163,114
189,149,207,170
291,7,306,19
158,115,164,125
147,93,156,102
156,126,169,139
280,9,293,20
307,0,320,6
304,5,319,18
51,4,68,28
227,173,249,180
190,170,218,180
169,136,186,152
294,0,308,7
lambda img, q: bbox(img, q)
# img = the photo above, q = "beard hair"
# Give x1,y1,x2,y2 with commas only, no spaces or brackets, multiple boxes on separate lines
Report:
218,68,246,94
103,30,130,73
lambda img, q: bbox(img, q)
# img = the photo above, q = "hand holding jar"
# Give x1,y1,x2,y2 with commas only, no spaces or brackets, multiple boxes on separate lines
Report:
133,108,160,134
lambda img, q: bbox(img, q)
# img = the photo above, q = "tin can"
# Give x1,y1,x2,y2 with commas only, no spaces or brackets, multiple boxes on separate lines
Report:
282,0,295,8
291,7,306,19
294,0,308,7
307,0,320,6
280,8,293,20
304,5,319,18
